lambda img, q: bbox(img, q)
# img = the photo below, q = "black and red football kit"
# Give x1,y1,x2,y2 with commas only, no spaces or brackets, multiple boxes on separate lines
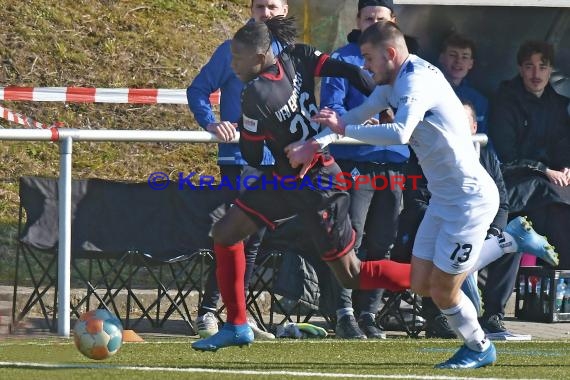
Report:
236,44,375,260
201,44,410,332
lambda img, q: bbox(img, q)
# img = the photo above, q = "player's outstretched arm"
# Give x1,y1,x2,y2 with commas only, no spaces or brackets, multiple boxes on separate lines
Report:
312,108,346,135
318,58,376,96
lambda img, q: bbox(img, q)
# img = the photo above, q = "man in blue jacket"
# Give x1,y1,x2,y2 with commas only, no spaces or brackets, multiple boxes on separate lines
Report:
186,0,288,340
320,0,410,340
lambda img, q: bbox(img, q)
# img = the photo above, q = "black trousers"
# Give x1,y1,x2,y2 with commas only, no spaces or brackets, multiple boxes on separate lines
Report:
335,160,404,314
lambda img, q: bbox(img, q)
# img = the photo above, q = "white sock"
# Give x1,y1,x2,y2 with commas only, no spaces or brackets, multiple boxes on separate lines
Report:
500,231,519,253
471,232,517,273
441,292,490,352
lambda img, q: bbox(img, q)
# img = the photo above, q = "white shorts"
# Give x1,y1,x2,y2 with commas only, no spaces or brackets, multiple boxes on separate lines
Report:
412,193,499,275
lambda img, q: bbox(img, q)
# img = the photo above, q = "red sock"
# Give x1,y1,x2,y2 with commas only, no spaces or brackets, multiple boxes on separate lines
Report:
214,242,247,325
359,259,411,291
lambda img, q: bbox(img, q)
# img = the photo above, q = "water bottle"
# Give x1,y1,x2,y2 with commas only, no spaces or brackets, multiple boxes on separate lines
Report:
527,276,541,316
519,275,526,296
563,281,570,313
555,278,566,312
543,277,551,315
529,276,538,294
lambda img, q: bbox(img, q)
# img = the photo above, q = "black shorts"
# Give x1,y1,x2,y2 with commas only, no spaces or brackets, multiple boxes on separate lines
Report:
235,162,355,261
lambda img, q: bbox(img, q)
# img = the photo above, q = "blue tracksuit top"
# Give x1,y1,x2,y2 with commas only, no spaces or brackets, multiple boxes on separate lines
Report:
320,35,409,163
453,79,489,134
187,37,277,166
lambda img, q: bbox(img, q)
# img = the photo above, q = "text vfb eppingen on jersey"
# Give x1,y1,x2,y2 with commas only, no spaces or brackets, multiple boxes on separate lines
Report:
147,171,423,191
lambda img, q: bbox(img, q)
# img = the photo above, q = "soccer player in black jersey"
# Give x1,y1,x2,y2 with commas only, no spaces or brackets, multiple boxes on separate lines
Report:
192,16,412,352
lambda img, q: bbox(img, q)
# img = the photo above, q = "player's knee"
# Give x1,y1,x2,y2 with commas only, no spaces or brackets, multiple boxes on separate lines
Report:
329,260,361,289
211,206,257,245
337,274,360,289
211,220,236,246
210,221,224,244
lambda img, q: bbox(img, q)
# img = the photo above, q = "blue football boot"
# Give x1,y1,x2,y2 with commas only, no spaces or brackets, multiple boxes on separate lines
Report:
192,322,254,352
435,343,496,369
505,216,559,267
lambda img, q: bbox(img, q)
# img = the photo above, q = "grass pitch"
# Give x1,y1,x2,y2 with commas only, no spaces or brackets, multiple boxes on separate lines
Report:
0,336,569,379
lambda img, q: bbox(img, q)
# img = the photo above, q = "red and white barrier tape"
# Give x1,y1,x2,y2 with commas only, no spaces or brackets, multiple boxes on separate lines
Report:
0,87,220,105
0,105,63,129
0,86,220,129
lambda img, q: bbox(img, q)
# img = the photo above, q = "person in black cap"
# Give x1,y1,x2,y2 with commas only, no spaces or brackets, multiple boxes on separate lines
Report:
317,0,422,341
320,0,410,341
358,0,420,54
358,0,393,12
355,0,453,341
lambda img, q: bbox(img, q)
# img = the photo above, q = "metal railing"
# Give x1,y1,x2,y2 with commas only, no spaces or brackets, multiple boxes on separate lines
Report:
0,127,488,336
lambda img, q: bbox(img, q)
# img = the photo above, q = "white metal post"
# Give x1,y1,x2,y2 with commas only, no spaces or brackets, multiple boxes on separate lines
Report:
57,136,73,336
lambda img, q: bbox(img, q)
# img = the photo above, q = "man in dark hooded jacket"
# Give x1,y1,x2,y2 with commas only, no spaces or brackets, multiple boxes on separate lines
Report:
488,40,570,269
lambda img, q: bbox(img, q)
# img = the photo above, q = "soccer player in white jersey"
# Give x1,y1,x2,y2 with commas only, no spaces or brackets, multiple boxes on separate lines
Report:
288,21,499,369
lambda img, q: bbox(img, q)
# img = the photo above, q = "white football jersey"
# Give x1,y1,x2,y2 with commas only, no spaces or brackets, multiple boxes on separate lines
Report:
343,54,495,205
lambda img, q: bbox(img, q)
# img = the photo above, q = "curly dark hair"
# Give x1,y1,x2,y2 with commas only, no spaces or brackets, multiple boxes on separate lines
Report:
233,16,297,54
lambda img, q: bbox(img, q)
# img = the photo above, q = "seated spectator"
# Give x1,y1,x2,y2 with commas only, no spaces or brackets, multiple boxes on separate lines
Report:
488,40,570,269
439,33,489,134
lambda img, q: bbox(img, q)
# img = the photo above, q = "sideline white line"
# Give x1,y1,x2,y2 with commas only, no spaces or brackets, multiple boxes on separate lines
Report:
0,361,547,380
2,339,570,346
